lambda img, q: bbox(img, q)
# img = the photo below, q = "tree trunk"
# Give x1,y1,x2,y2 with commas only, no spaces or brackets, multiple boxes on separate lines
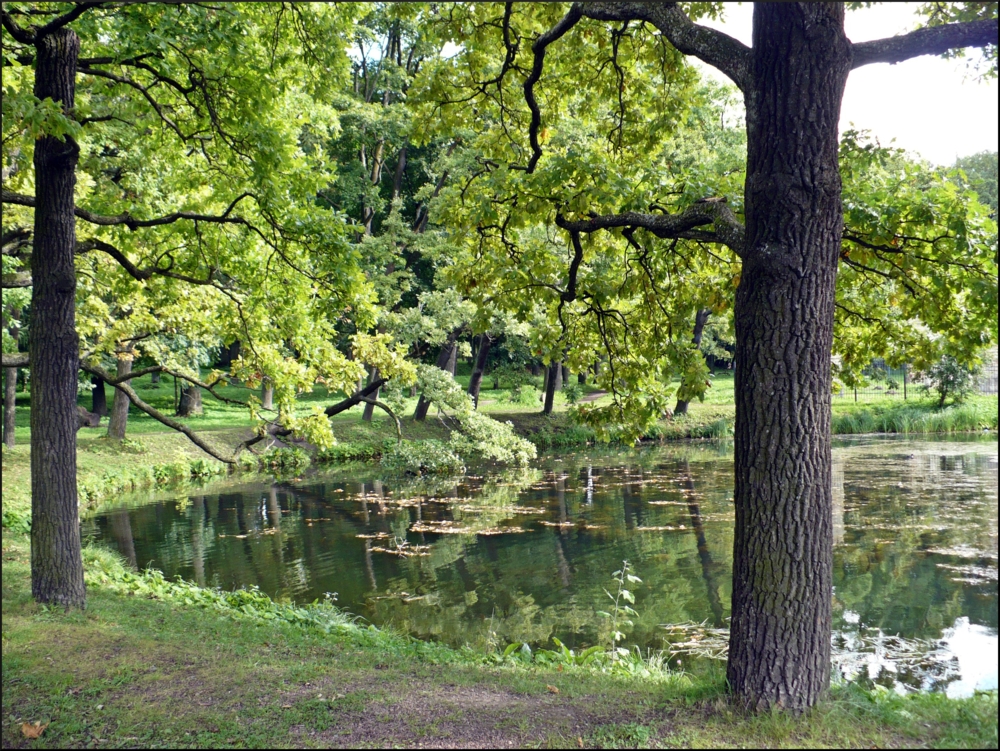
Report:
468,333,493,408
3,367,16,447
414,328,461,421
261,378,274,411
91,376,108,416
29,27,86,608
150,370,160,387
176,383,203,416
361,368,379,421
727,4,849,711
561,364,570,386
674,308,711,416
578,371,586,385
107,353,133,440
542,361,561,415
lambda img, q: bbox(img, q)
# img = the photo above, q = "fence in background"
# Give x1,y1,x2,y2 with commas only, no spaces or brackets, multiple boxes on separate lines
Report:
832,358,999,401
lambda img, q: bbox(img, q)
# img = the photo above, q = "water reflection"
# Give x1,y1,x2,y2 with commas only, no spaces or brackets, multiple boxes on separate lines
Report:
82,437,998,697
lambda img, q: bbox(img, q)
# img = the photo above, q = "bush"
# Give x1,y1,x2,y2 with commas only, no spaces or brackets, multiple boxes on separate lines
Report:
562,382,583,404
922,356,981,407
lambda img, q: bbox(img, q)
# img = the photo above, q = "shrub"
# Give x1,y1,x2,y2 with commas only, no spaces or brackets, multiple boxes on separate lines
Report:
921,355,981,407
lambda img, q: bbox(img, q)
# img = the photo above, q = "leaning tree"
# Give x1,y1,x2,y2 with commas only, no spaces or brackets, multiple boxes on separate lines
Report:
422,2,997,710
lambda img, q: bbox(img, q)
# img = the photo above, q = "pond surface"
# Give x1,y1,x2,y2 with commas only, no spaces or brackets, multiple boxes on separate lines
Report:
83,436,998,697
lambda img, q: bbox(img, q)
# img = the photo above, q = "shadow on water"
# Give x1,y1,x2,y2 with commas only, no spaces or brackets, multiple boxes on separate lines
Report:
82,436,998,697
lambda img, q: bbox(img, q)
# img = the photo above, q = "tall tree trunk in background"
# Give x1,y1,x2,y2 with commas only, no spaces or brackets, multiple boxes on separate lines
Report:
176,383,203,416
29,26,86,608
727,4,849,710
261,378,274,411
561,364,570,386
107,352,133,440
361,367,379,421
414,327,461,421
468,333,493,408
150,370,160,387
674,308,711,416
542,361,561,415
90,376,107,417
3,367,16,447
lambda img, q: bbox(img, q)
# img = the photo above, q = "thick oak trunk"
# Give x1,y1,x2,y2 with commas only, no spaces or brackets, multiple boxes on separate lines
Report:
727,3,849,711
674,308,711,416
468,333,493,408
107,353,133,440
29,27,86,608
3,367,16,447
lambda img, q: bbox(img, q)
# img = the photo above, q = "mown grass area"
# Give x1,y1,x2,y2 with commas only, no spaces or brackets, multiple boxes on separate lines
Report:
2,531,996,749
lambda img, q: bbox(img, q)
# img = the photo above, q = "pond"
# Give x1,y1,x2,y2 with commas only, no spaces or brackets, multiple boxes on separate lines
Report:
82,436,998,697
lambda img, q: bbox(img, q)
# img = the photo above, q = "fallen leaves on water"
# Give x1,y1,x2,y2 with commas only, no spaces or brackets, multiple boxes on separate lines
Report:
21,722,48,739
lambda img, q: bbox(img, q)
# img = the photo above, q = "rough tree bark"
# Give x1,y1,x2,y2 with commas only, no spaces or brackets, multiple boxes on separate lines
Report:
28,26,86,608
468,333,493,408
724,4,849,710
91,375,107,416
361,368,379,421
674,308,711,416
107,351,133,440
261,378,274,411
3,367,16,447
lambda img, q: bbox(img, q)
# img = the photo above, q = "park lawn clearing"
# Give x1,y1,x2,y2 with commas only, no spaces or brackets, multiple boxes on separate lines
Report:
3,532,997,749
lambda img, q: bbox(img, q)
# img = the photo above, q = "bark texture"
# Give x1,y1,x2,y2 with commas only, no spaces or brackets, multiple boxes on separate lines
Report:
361,368,379,421
542,361,562,415
468,333,493,408
674,308,711,416
727,3,848,711
29,27,86,608
107,353,133,439
176,383,203,416
261,379,274,411
3,367,16,447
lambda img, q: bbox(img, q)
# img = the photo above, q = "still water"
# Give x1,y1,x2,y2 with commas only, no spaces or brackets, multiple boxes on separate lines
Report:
83,436,998,697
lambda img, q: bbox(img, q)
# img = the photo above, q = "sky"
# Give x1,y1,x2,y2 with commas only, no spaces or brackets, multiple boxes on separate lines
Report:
693,2,999,166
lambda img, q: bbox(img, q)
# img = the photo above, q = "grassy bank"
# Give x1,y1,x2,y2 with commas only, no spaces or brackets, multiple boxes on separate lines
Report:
2,531,996,749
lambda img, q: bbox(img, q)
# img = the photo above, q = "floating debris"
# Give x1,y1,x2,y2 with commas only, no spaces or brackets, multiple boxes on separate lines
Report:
370,544,431,558
538,521,575,528
355,533,391,540
634,525,686,531
475,527,527,536
410,521,475,535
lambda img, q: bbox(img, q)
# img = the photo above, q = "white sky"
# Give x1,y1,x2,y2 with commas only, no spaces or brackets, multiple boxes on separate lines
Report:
694,2,999,165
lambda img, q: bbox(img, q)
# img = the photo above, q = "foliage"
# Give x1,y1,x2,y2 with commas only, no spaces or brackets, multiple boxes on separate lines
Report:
921,355,983,407
381,439,466,475
599,560,643,661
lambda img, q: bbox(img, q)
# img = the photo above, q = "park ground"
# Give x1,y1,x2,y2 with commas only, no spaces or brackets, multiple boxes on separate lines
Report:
2,369,998,748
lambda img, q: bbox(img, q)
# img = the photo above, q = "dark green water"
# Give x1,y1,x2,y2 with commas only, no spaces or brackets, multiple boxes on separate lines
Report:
83,436,997,697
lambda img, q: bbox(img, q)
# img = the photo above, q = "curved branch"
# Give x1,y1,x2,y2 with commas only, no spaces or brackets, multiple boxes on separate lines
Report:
359,397,402,444
556,200,745,256
520,4,584,173
0,9,36,44
79,361,237,464
852,18,998,70
3,188,255,231
36,2,104,37
324,377,389,417
575,2,750,90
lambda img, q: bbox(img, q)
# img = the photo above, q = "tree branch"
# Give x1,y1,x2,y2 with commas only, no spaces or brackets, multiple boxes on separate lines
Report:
359,397,402,444
3,188,255,231
36,2,104,37
1,353,29,368
0,9,36,44
575,2,751,90
556,201,745,256
324,377,389,417
852,18,998,69
520,4,584,173
80,361,237,464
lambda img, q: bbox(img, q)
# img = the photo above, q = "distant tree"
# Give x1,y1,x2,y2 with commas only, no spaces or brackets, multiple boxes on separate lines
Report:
954,151,998,214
